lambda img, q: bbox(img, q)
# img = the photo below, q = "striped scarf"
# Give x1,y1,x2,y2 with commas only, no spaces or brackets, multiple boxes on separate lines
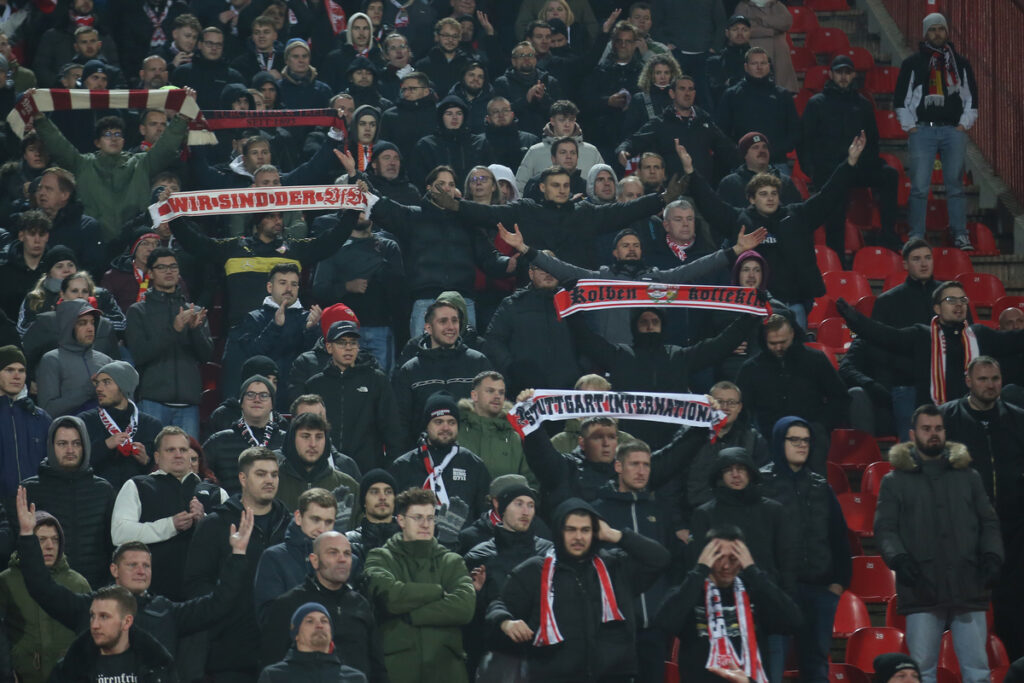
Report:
704,576,768,683
533,549,624,646
929,316,978,404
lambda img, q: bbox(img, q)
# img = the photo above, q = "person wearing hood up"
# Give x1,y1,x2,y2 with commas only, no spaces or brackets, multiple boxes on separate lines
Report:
342,104,384,175
584,163,617,205
209,355,288,435
110,425,228,601
35,300,112,417
759,416,851,683
0,508,90,683
487,497,670,683
273,412,360,517
221,263,322,408
717,132,803,209
78,361,163,492
253,487,339,615
322,12,385,88
736,314,849,463
388,392,491,547
204,375,288,494
304,321,404,473
364,487,475,683
17,253,124,342
484,98,540,173
341,56,394,112
13,423,95,590
0,346,50,524
655,524,801,683
345,469,400,581
407,95,493,188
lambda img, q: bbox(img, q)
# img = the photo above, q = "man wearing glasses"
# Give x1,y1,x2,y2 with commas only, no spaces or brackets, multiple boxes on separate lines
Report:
364,486,475,683
414,17,474,97
837,281,1024,409
494,36,565,137
170,26,245,109
380,71,437,159
125,248,213,438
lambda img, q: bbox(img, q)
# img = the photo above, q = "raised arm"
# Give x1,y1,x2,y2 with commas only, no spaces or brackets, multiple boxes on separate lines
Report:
835,298,919,354
501,222,599,282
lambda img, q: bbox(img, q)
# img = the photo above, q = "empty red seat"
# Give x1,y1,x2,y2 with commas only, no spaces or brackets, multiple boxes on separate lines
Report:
865,66,899,94
807,296,838,330
926,198,950,232
932,247,974,280
852,247,902,281
842,46,875,71
807,0,850,12
993,296,1024,319
876,110,907,139
815,245,842,273
854,294,875,317
794,87,814,115
883,269,906,292
861,460,894,498
788,4,820,32
790,47,818,74
823,270,873,302
817,316,852,354
935,668,961,683
838,492,877,537
803,65,831,91
830,663,872,683
967,222,1000,255
849,556,896,603
829,429,882,473
827,460,850,494
885,596,906,632
846,627,906,672
956,272,1005,310
834,591,871,637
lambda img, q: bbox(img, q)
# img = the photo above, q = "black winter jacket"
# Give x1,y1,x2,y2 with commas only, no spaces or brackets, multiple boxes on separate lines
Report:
49,627,176,683
868,275,941,386
258,649,368,683
203,422,287,496
407,125,493,190
716,75,800,163
799,80,883,182
492,68,564,137
717,162,804,208
582,56,644,148
78,404,164,492
389,443,491,534
380,97,438,160
894,42,977,128
170,55,245,110
616,104,739,182
346,518,400,582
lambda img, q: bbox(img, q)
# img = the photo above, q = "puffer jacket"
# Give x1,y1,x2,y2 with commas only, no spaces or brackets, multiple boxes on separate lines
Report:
875,440,1003,614
456,399,536,487
257,649,367,683
253,521,315,615
0,394,49,502
203,422,287,496
363,532,476,683
35,300,113,417
407,96,493,189
20,417,113,589
379,96,437,160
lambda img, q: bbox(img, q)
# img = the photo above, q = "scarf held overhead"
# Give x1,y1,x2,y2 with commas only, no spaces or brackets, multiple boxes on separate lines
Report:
148,185,368,226
187,108,349,146
553,280,770,320
7,89,199,138
929,316,978,404
507,390,727,438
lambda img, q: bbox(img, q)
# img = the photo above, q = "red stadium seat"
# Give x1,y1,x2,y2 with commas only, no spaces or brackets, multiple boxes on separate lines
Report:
989,634,1011,672
883,269,906,292
993,296,1024,319
852,247,902,282
788,4,820,33
926,199,950,232
879,152,905,176
823,271,873,302
939,631,959,675
807,0,850,12
803,65,831,91
664,638,680,683
829,429,882,473
807,296,838,330
842,47,875,71
897,177,911,207
827,461,850,494
884,596,906,632
849,557,897,603
830,664,872,683
815,245,842,273
854,294,875,317
845,627,906,672
956,272,1005,310
790,47,818,74
845,222,866,253
817,316,852,354
794,87,814,115
847,530,864,556
876,110,907,139
932,247,974,280
861,461,894,498
935,668,961,683
805,342,839,370
200,362,222,393
967,222,1000,255
865,66,900,94
838,492,877,537
834,591,871,637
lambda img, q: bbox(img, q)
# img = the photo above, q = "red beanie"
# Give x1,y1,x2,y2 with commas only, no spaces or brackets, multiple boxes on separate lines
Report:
319,304,360,340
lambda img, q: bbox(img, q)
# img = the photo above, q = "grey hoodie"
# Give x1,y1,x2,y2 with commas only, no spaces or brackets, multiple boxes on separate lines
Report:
44,415,92,471
35,300,113,417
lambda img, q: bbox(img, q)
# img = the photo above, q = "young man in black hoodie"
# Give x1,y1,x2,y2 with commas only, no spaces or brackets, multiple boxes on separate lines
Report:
488,497,670,682
407,95,493,188
346,469,400,581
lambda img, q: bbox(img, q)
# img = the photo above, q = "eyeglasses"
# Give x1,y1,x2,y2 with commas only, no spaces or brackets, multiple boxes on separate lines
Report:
150,263,178,271
941,296,970,304
784,436,811,446
101,131,124,139
244,391,271,401
400,85,425,93
714,399,741,407
469,175,492,184
330,339,359,348
404,513,436,525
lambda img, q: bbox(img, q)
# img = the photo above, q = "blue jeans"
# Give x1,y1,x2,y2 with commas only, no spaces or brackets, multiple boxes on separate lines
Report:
794,584,840,683
907,125,967,238
781,301,808,332
140,400,200,439
409,297,476,339
891,385,917,442
906,610,989,683
359,326,394,375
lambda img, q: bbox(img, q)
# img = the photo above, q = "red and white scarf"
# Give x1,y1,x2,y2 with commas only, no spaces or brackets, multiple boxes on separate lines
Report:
534,549,624,646
665,235,694,262
704,577,768,683
421,444,459,507
7,89,199,139
929,316,978,404
553,280,770,320
326,0,348,35
148,184,367,226
99,402,139,456
143,1,171,48
70,11,95,27
187,108,349,146
488,509,503,528
924,43,961,108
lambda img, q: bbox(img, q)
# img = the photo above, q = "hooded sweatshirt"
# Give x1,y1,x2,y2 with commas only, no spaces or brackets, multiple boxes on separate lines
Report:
35,300,113,417
21,416,114,589
407,95,492,189
585,163,617,205
274,418,360,516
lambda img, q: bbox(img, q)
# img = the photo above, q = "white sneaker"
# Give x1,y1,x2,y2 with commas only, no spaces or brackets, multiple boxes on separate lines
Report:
954,236,974,251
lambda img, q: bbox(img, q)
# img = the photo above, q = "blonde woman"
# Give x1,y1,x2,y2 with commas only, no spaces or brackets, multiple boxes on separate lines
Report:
623,53,682,136
539,0,589,49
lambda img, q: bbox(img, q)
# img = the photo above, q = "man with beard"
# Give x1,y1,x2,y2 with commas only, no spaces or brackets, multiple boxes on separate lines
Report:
457,372,535,485
483,97,540,173
389,392,491,547
707,15,752,103
257,602,368,683
875,405,1002,683
272,414,358,515
493,39,565,137
718,132,802,209
521,137,587,201
79,362,163,491
346,470,400,580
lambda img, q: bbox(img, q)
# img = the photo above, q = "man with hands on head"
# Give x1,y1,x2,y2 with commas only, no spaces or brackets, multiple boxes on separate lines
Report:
13,485,253,674
679,131,867,329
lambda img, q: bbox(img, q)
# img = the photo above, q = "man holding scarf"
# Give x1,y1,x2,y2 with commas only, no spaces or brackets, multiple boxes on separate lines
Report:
894,13,978,250
656,526,800,683
488,497,670,683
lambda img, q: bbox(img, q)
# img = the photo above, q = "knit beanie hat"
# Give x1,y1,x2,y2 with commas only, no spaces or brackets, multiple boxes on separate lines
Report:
612,228,640,249
95,361,139,398
319,304,360,340
131,230,162,255
0,345,25,371
241,355,279,381
360,468,398,502
922,13,947,37
738,131,769,158
284,38,310,57
290,602,331,639
874,653,921,683
41,245,78,273
370,141,401,163
422,391,459,430
240,375,276,403
496,483,537,515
